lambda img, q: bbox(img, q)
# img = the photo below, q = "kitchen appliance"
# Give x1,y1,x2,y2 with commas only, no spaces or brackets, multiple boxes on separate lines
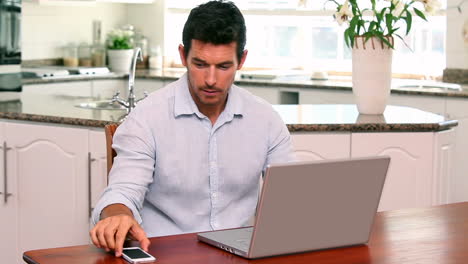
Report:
0,0,22,95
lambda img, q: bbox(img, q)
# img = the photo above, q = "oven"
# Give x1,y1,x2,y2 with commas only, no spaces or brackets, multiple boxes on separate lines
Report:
0,0,21,93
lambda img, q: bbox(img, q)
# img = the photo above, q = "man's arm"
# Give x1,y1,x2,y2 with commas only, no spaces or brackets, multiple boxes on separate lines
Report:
90,105,156,256
90,204,150,257
264,109,296,170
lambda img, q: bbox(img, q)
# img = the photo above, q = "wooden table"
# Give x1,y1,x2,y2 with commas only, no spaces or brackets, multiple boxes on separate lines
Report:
24,202,468,264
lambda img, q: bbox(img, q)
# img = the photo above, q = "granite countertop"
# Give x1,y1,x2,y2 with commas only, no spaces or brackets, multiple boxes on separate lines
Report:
22,68,468,98
0,86,457,131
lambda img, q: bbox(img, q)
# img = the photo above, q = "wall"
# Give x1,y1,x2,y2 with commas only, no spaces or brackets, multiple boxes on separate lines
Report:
21,1,466,72
126,1,165,57
446,0,468,69
22,2,127,60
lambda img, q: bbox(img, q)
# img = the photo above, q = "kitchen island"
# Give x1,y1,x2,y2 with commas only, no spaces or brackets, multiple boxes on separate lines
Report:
0,76,459,264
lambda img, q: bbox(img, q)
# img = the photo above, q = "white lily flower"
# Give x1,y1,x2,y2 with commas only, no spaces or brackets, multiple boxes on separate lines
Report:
416,0,441,15
298,0,307,8
391,0,405,17
334,0,353,26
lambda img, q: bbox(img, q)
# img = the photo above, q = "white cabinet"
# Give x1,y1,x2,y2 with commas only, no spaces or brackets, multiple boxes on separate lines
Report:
242,85,280,104
134,78,166,94
389,94,446,116
299,89,354,105
445,98,468,203
88,129,108,224
291,132,350,161
432,129,456,205
0,121,90,264
291,129,456,212
0,122,17,264
351,130,455,211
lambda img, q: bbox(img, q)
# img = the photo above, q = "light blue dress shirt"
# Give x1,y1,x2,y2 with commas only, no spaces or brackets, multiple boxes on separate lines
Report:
92,73,294,237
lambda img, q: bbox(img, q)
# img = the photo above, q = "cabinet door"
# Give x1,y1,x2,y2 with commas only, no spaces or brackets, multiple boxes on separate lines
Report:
88,129,108,226
299,89,354,105
352,132,434,211
134,78,166,95
432,129,456,205
291,132,351,161
5,122,89,263
445,98,468,203
242,85,280,104
388,94,446,116
0,122,18,264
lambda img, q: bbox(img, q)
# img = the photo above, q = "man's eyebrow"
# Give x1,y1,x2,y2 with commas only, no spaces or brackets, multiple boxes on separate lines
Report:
192,57,206,63
218,61,234,66
191,57,234,66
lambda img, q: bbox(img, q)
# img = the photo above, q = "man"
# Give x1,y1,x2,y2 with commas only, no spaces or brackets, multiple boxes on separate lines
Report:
90,0,294,257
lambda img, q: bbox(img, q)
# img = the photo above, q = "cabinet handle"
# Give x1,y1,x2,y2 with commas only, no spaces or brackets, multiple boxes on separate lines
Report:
88,152,96,218
0,142,12,204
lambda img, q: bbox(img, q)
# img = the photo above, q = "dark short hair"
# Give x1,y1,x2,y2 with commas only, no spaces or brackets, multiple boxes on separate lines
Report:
182,0,246,63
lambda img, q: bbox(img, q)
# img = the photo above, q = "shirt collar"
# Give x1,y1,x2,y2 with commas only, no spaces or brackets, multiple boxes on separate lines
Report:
174,73,244,119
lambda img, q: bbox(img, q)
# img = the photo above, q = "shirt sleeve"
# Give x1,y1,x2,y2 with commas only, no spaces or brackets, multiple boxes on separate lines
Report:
91,106,156,226
263,108,296,172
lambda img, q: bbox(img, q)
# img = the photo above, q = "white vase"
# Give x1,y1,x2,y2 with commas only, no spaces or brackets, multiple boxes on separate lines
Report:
107,49,134,73
352,36,393,115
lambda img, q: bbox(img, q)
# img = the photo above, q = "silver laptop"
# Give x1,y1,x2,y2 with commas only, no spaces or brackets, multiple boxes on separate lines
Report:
197,156,390,259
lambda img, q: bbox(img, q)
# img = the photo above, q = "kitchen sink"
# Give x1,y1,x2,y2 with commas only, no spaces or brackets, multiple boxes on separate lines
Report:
75,100,126,110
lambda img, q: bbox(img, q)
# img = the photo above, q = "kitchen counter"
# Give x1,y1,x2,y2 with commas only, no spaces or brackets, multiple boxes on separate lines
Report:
0,86,457,131
22,68,468,98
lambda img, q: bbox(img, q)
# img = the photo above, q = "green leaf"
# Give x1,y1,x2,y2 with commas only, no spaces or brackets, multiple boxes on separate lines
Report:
376,34,394,49
413,7,427,21
385,13,393,35
389,27,400,35
349,16,358,33
344,28,351,48
376,7,385,22
405,10,412,35
395,34,413,52
368,21,377,32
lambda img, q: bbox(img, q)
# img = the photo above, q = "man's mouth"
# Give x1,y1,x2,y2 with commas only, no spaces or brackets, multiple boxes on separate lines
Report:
202,89,219,95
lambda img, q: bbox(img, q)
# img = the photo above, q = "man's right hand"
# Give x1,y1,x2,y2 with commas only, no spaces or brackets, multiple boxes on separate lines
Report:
90,204,151,257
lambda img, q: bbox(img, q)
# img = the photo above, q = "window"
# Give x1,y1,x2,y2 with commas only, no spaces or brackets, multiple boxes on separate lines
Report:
164,0,447,77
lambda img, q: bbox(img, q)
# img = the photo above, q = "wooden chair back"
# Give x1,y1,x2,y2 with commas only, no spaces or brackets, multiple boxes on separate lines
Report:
104,123,119,175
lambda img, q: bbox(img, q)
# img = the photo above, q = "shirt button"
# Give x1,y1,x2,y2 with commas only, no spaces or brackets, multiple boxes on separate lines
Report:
210,161,216,167
212,192,217,198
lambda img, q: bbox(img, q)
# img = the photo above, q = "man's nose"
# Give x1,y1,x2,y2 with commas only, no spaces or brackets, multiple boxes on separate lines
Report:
205,66,216,87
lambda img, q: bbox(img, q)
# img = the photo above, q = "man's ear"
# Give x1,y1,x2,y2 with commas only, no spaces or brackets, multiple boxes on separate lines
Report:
237,49,248,70
178,44,188,66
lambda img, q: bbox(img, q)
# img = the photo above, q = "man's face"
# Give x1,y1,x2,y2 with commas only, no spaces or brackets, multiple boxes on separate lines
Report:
179,39,247,113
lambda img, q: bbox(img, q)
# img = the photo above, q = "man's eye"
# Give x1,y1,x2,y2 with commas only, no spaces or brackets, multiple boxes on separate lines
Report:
194,62,205,67
219,65,230,70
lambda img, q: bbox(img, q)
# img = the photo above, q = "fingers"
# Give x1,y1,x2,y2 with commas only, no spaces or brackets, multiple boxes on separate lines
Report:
90,221,111,251
129,225,151,252
114,222,132,257
90,215,135,255
140,238,151,252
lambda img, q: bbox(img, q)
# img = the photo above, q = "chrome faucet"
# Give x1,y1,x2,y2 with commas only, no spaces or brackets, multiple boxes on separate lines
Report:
111,47,148,114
